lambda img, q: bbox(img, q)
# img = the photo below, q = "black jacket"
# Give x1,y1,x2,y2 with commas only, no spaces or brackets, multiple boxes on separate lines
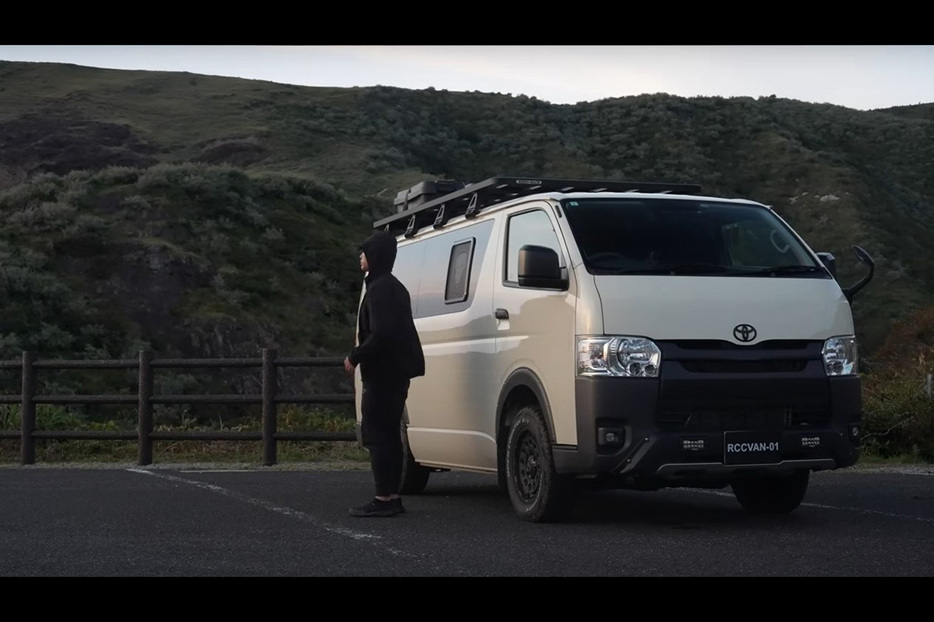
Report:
348,230,425,385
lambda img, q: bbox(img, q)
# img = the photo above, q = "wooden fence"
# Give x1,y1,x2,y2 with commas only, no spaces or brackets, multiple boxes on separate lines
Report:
0,349,356,466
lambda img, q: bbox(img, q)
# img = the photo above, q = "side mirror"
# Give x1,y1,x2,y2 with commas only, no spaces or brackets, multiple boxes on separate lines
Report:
842,245,875,304
518,245,568,290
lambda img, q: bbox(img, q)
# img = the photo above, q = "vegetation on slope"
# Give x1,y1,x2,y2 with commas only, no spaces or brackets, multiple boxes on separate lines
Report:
0,61,931,461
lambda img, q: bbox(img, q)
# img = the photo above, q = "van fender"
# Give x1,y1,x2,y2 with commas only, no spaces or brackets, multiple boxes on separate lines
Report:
494,368,557,488
496,367,557,443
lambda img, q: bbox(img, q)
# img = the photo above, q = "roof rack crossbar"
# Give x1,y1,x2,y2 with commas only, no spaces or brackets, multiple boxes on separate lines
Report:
374,176,702,237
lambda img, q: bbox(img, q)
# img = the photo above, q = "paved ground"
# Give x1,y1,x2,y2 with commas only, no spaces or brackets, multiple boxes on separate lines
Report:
1,462,932,578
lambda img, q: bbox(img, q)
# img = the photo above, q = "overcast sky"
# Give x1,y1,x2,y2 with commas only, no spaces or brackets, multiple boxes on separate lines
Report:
1,45,932,111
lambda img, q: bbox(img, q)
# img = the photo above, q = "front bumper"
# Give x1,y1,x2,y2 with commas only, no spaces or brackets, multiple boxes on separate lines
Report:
553,341,861,488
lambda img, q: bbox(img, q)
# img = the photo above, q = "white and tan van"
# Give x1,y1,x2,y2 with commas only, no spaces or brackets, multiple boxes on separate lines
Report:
353,177,875,523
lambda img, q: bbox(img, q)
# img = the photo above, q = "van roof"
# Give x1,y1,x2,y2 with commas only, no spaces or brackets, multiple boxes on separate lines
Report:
376,176,703,238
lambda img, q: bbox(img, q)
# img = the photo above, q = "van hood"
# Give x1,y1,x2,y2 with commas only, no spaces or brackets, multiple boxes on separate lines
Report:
591,275,854,344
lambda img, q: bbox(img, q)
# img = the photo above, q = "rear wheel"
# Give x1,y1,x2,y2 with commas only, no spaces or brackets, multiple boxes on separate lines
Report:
504,405,577,523
731,470,810,514
398,416,431,494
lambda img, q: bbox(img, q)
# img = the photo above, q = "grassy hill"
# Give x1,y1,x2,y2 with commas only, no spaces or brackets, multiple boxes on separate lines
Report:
1,59,933,392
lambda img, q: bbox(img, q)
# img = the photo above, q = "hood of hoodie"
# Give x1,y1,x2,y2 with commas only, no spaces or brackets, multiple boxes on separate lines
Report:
360,230,397,280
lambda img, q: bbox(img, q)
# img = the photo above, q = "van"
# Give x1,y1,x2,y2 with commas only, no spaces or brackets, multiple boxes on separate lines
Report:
353,176,875,523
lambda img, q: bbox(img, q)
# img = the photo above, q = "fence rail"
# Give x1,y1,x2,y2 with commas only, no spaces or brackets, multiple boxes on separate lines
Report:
0,349,356,466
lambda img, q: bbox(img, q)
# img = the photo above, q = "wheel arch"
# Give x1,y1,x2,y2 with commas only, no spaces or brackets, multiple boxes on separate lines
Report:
496,368,556,471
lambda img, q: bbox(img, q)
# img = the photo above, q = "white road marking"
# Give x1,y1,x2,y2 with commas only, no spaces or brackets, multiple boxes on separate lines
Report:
179,469,254,473
126,468,421,558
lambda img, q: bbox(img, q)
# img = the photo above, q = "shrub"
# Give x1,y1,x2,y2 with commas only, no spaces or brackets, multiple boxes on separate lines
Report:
861,306,934,460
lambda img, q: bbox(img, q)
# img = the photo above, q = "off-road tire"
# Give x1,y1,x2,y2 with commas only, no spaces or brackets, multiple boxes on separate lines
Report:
398,416,431,495
731,470,810,514
504,404,577,523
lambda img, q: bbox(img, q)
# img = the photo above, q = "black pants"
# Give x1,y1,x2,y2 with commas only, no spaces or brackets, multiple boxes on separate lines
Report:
360,380,410,497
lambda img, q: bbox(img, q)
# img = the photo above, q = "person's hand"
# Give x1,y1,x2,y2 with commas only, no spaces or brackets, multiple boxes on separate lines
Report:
343,356,355,375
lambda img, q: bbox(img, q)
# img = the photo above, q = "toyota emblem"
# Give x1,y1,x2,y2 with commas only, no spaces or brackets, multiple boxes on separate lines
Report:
733,324,757,342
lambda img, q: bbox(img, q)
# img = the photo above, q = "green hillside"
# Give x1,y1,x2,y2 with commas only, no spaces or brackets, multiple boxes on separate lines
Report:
1,60,933,398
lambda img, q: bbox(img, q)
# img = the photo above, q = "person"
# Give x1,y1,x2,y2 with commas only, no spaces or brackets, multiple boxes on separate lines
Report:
344,229,425,517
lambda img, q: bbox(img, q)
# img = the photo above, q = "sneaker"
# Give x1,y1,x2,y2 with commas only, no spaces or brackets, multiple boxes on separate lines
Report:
349,498,397,518
392,498,406,514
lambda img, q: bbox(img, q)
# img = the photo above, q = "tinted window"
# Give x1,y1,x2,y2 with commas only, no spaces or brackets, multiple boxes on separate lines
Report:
445,239,474,303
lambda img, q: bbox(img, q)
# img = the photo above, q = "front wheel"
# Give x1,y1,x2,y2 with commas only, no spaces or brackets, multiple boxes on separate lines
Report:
731,470,810,514
504,405,577,523
398,416,431,495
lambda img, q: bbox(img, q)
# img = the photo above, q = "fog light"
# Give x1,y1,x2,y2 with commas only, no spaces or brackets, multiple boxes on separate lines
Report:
598,427,624,447
849,424,860,440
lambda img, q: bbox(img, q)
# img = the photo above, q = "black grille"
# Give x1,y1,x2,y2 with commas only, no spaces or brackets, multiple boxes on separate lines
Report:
653,339,829,432
681,359,808,373
661,339,820,374
671,340,812,351
656,404,829,432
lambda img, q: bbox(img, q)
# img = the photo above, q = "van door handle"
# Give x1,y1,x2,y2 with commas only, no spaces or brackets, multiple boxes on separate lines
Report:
494,308,509,320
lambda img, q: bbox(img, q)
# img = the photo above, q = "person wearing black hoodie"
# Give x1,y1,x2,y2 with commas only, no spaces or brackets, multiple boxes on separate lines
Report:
344,230,425,517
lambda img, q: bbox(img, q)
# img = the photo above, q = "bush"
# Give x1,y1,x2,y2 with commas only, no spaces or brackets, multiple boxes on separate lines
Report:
861,306,934,461
862,363,934,460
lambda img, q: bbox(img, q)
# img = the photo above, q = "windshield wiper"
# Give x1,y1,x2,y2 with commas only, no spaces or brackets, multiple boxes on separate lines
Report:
604,264,826,276
613,264,734,275
746,265,824,276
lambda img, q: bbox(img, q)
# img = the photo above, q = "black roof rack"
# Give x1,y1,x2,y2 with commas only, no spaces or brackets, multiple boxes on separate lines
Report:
374,176,702,238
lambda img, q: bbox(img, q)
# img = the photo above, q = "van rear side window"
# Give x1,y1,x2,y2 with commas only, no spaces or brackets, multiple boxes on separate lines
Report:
445,239,474,303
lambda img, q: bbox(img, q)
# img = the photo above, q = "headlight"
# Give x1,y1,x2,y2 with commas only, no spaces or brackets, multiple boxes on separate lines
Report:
822,336,858,376
578,336,661,377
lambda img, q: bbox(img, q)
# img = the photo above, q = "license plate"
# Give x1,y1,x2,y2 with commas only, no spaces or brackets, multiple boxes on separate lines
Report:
723,430,781,465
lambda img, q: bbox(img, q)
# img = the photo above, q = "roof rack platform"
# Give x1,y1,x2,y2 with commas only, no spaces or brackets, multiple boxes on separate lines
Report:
375,176,702,238
393,179,466,213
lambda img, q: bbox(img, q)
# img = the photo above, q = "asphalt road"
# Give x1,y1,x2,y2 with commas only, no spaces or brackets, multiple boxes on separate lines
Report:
1,462,932,578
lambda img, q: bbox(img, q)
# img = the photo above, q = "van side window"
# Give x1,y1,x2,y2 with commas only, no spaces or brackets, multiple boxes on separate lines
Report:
409,219,493,320
506,209,564,283
445,239,474,303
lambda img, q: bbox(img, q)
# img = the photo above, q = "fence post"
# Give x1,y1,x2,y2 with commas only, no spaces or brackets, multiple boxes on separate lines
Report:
262,348,278,466
138,350,153,466
20,351,36,465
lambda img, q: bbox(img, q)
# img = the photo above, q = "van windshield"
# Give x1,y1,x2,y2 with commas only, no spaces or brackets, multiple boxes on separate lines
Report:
562,197,826,277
